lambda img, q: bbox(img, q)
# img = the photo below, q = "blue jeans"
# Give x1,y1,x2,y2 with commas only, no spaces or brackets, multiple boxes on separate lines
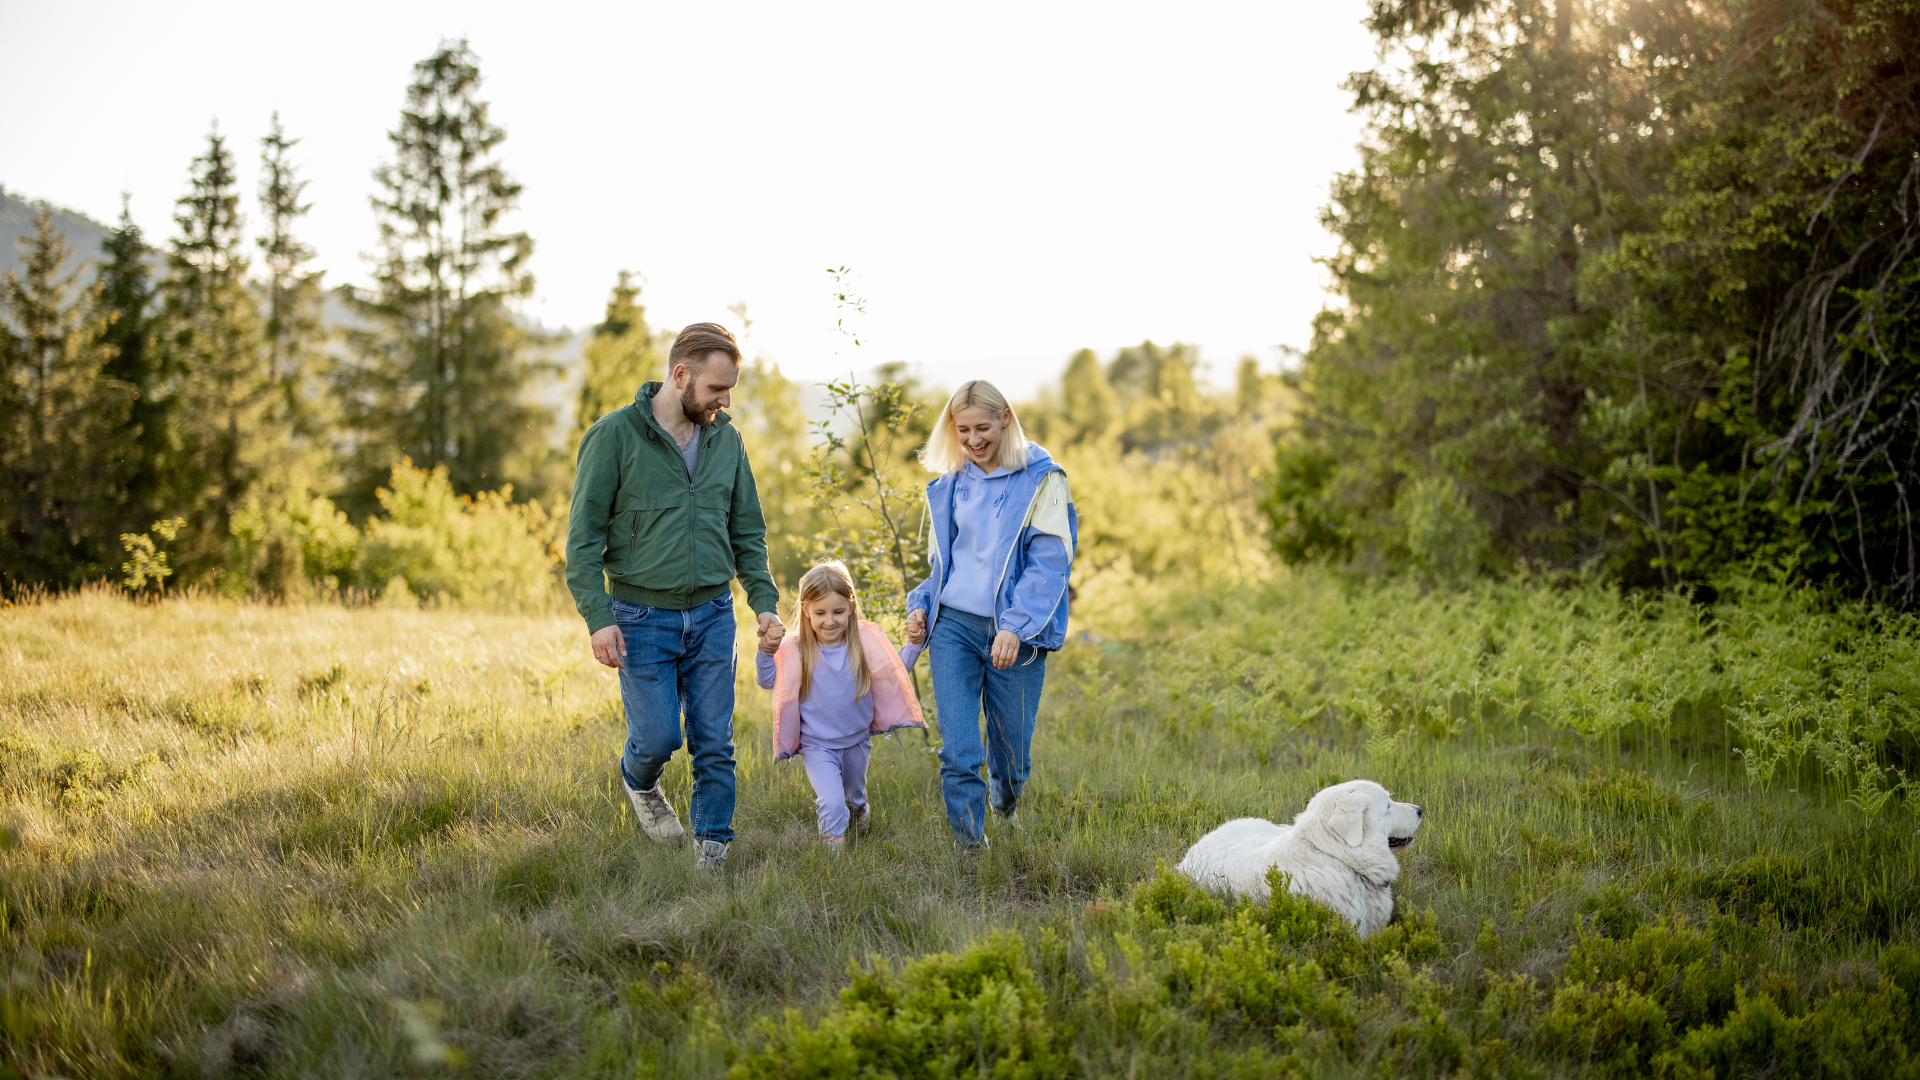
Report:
612,594,738,843
928,606,1048,843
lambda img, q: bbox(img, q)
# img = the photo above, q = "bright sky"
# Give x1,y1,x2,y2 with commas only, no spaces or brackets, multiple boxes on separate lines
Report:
0,1,1377,398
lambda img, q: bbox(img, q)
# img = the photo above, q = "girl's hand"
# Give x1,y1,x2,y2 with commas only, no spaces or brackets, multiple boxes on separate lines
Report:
991,629,1020,669
905,608,927,645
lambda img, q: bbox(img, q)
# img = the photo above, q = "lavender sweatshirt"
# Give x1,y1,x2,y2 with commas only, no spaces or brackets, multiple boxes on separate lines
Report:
940,461,1071,624
756,641,916,751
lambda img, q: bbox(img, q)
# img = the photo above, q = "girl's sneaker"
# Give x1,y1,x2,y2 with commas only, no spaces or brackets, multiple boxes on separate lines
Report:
823,834,846,855
851,804,871,831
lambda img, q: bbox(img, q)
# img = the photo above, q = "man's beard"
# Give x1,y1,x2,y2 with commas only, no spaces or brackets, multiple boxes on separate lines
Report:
680,384,717,428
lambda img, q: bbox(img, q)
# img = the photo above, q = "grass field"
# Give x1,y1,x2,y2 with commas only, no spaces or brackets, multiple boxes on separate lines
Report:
2,578,1917,1078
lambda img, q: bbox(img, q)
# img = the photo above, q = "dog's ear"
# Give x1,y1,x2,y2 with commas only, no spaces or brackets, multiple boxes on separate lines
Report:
1327,791,1367,847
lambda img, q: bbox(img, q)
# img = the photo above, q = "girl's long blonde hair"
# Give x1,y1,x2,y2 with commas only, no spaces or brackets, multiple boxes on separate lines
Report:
794,561,870,703
918,379,1031,474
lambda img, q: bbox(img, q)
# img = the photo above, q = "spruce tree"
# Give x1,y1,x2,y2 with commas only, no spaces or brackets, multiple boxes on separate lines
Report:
343,39,547,513
94,196,166,534
0,208,135,585
569,270,663,457
160,126,274,579
257,113,327,451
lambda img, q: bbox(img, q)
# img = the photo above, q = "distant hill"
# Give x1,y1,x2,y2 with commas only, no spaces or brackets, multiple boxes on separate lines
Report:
1,184,119,284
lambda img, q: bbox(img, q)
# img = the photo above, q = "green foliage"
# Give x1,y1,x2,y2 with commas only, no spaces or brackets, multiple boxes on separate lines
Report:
358,459,561,609
159,127,275,581
1284,0,1920,604
255,113,329,457
92,199,164,543
0,207,135,588
730,351,817,585
341,39,553,515
225,487,360,599
118,517,183,592
803,369,931,630
732,932,1066,1079
569,270,665,459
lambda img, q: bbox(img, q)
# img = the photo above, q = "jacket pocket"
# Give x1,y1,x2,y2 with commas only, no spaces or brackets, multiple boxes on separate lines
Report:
694,491,733,575
620,492,688,585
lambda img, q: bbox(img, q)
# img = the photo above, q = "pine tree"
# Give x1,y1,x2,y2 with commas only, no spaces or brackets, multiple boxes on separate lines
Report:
343,39,547,513
160,126,274,579
0,208,135,586
94,195,166,534
570,270,664,457
257,113,327,451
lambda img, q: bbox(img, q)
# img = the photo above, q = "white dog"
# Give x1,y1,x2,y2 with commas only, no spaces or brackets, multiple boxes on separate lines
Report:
1176,779,1423,937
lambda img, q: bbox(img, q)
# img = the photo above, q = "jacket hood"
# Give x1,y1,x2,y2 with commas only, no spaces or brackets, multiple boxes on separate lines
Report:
1021,442,1058,472
635,381,732,436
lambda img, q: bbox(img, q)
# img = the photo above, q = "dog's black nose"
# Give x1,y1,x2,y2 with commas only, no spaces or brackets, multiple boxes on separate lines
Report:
1414,805,1423,817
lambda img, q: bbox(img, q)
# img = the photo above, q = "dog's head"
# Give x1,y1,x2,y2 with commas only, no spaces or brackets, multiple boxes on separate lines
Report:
1293,780,1423,879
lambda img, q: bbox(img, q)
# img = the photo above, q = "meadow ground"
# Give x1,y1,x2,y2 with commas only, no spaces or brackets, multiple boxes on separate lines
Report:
2,577,1917,1078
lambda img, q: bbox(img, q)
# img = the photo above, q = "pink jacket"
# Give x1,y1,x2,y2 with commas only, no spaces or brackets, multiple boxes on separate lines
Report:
770,621,925,760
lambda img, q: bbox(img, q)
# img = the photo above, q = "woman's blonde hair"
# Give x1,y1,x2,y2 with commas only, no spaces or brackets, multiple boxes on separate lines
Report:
793,561,869,702
918,380,1031,474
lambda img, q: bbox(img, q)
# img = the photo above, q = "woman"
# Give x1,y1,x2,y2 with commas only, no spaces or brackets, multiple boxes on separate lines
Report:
905,380,1076,849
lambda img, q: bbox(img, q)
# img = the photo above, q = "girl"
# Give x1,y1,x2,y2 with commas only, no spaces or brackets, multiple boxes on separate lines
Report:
905,380,1076,850
758,561,925,852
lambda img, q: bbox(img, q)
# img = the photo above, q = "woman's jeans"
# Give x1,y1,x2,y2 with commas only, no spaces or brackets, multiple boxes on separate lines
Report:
611,594,737,844
928,606,1048,843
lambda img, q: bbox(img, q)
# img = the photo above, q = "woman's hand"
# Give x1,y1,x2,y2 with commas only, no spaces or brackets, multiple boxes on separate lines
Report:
905,608,927,645
991,629,1021,669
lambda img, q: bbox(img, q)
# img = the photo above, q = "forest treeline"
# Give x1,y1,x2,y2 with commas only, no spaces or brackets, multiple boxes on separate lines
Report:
13,1,1916,611
0,41,824,604
1270,0,1920,605
0,33,1281,609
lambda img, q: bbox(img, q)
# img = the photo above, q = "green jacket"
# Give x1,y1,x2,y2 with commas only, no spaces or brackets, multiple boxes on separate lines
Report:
566,382,780,634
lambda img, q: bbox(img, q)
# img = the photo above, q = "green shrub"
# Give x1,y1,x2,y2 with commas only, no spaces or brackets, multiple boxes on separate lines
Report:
730,931,1066,1080
1564,919,1739,1032
359,459,563,610
1542,979,1671,1077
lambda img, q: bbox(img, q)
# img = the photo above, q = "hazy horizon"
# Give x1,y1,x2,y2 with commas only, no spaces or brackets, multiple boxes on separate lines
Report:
0,0,1377,399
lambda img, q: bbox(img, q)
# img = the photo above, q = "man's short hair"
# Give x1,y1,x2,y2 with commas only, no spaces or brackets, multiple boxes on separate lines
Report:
669,323,741,374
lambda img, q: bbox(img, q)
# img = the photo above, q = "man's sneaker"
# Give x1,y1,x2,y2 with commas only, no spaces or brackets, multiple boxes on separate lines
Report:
622,779,685,844
851,803,871,831
695,839,730,873
995,807,1022,831
957,834,990,854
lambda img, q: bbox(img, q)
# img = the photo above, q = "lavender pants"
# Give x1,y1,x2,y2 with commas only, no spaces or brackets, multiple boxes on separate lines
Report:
799,740,871,837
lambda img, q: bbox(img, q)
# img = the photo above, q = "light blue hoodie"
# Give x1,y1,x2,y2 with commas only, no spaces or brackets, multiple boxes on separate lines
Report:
907,443,1077,652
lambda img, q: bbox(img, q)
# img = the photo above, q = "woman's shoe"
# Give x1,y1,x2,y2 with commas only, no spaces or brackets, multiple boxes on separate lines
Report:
823,834,846,855
851,804,872,831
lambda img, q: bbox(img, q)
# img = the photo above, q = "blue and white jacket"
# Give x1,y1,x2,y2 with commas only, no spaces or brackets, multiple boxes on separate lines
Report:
906,443,1077,653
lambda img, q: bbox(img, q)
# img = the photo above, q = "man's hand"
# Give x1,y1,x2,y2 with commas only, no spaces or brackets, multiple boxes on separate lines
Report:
905,608,927,645
757,611,784,653
991,629,1020,669
591,624,627,669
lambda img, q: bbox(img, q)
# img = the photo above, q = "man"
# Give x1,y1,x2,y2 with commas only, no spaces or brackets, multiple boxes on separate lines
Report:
566,322,784,872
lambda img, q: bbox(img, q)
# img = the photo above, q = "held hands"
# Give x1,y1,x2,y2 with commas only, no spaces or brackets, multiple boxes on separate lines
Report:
757,611,785,654
905,608,927,645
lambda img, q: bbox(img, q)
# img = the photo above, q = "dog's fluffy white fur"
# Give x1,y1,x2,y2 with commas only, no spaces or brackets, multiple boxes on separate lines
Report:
1175,779,1423,937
